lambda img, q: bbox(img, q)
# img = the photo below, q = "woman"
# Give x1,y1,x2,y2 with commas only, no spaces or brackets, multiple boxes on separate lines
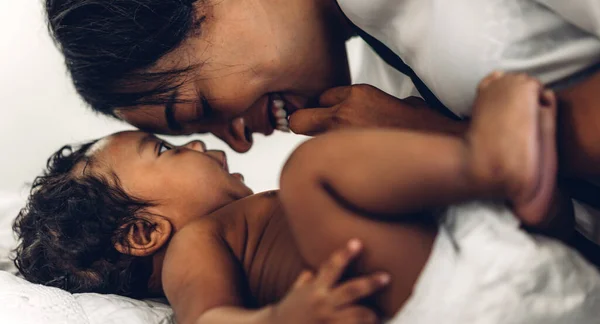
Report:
46,0,600,178
46,0,357,153
46,0,600,177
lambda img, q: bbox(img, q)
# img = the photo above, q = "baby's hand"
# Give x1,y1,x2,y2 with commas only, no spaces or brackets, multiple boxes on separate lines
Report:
272,239,389,324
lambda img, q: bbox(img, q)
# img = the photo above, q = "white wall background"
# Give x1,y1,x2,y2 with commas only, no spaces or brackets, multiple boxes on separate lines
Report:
0,0,410,196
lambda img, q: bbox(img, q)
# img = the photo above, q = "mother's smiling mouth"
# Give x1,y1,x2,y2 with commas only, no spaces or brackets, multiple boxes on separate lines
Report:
243,93,304,141
269,93,290,132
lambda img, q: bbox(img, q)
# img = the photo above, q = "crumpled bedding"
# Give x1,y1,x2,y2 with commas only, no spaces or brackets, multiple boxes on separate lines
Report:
0,271,174,324
390,202,600,323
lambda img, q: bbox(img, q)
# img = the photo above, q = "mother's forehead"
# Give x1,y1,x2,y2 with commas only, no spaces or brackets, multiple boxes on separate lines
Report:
116,106,172,133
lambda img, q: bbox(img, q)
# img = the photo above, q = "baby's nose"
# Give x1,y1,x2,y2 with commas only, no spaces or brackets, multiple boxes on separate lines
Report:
183,140,206,152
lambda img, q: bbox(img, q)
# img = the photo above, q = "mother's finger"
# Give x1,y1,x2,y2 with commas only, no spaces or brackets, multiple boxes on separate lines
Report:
319,86,351,107
289,107,336,136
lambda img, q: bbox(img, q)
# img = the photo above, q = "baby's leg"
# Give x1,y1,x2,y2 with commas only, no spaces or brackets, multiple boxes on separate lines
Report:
468,72,558,226
280,152,437,317
280,73,557,316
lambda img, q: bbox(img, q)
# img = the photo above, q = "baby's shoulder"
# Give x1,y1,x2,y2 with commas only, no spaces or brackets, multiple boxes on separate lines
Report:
164,191,282,262
170,217,223,249
163,218,235,279
161,218,247,313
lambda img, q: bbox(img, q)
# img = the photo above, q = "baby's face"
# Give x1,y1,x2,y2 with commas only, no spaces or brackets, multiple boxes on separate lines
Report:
93,131,253,229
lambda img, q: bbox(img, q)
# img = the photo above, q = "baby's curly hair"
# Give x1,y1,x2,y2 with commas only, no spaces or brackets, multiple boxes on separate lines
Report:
13,141,155,297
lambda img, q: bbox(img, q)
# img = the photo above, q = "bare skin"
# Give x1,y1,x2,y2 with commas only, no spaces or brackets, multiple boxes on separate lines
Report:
80,72,565,323
556,71,600,179
291,70,600,182
155,72,562,322
468,72,559,225
162,192,389,324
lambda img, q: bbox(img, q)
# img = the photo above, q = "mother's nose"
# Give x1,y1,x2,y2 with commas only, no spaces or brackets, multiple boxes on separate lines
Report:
211,117,253,153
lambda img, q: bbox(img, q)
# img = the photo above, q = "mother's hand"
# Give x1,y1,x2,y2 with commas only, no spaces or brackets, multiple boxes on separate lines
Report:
289,84,466,136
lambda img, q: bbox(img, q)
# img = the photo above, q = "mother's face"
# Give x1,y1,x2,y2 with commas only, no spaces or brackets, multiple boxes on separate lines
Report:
118,0,351,152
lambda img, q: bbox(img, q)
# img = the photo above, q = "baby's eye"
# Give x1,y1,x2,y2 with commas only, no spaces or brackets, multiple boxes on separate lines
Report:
158,142,173,155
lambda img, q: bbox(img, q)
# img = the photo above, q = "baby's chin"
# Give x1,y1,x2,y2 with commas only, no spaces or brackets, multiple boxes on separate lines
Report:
231,172,245,182
230,176,254,198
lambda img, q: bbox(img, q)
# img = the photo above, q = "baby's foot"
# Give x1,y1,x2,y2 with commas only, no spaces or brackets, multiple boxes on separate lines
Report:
468,72,558,225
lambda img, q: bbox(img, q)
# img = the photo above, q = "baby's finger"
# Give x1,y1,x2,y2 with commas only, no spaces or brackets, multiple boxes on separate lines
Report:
332,306,379,324
292,270,314,289
289,108,335,136
314,239,363,288
319,86,351,107
330,272,390,307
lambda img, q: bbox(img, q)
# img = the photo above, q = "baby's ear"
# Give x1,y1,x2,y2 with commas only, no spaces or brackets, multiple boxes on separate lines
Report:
114,217,172,257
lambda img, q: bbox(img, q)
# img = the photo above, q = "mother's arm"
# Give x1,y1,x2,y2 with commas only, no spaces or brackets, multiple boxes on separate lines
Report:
556,71,600,179
289,84,468,136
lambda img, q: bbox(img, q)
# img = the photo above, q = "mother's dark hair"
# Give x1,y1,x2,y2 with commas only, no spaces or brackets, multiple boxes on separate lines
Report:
46,0,203,115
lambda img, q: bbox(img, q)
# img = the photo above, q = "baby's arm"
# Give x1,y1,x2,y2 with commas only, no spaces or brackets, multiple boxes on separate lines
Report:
162,222,262,324
162,221,386,324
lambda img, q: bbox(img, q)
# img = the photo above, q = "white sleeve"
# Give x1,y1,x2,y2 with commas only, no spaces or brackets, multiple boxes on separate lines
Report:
535,0,600,38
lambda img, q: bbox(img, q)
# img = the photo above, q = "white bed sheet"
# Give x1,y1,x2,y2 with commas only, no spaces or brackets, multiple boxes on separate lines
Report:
0,192,174,324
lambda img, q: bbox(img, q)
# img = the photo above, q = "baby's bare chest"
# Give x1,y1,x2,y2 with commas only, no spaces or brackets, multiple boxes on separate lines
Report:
218,193,306,306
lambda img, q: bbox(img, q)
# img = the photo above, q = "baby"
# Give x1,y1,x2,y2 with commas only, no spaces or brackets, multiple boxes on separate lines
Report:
13,73,600,323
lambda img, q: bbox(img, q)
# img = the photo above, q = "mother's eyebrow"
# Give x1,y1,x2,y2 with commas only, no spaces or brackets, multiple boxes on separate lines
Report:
165,91,183,132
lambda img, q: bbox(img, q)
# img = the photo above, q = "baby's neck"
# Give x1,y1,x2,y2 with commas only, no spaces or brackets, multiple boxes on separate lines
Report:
145,246,167,296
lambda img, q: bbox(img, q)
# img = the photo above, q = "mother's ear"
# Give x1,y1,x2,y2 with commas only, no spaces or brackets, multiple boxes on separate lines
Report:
114,216,172,257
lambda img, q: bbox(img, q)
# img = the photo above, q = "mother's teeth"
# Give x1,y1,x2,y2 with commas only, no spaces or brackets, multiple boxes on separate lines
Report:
275,109,287,118
273,99,285,110
272,98,290,132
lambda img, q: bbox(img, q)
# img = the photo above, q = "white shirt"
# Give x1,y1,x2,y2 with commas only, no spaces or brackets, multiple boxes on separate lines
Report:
338,0,600,117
